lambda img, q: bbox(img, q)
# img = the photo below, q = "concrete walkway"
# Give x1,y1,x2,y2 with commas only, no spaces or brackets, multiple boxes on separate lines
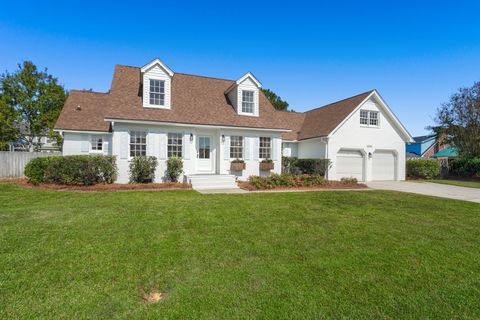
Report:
367,181,480,203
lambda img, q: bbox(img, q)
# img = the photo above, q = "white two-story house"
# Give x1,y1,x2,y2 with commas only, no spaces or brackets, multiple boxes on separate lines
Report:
54,58,412,188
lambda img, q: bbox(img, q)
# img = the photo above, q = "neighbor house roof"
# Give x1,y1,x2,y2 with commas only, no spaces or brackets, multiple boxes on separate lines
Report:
55,65,403,142
412,134,436,143
432,147,459,158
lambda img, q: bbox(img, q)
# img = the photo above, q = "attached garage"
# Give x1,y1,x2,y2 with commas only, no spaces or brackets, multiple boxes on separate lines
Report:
372,150,396,181
336,149,365,181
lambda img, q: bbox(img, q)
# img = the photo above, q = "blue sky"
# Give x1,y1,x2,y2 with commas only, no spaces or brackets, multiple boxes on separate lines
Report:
1,0,479,136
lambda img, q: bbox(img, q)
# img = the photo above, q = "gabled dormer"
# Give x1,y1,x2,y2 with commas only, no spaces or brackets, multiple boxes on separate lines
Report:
225,72,262,117
141,58,174,109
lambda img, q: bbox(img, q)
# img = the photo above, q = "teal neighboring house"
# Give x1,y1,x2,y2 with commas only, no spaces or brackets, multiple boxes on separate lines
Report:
432,147,459,159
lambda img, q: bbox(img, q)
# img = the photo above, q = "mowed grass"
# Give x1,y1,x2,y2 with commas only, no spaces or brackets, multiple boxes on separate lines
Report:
1,183,480,319
429,179,480,189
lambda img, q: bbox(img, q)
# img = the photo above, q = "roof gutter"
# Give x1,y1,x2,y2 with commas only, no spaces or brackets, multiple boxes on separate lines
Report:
104,118,291,132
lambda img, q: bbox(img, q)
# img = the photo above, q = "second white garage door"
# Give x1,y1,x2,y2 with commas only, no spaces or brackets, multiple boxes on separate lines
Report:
336,150,364,181
372,151,396,181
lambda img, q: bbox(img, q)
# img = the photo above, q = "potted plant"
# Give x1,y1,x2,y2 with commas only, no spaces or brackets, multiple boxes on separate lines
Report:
259,159,274,171
230,159,246,171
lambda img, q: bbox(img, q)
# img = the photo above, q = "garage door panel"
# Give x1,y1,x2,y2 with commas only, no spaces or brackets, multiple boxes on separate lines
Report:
372,151,396,181
336,150,364,181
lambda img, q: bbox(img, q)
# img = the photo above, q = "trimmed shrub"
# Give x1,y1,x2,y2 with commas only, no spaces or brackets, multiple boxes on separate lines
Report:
406,159,440,179
166,156,183,182
129,156,158,183
248,173,326,190
449,158,480,177
281,157,331,176
294,158,331,176
281,156,298,174
24,157,51,185
24,155,117,185
340,177,358,184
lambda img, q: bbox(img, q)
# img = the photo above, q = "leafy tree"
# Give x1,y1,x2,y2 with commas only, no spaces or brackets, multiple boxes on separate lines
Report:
433,81,480,158
0,61,67,151
0,97,18,150
262,88,290,111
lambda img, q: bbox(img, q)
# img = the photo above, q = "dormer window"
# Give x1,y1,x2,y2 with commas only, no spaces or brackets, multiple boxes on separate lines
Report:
149,79,165,106
242,90,255,114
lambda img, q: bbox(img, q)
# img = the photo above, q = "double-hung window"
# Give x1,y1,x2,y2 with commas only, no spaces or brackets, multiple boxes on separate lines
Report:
167,133,183,158
241,90,254,114
259,137,271,159
230,136,243,159
91,136,103,151
130,131,146,157
360,110,379,127
149,79,165,106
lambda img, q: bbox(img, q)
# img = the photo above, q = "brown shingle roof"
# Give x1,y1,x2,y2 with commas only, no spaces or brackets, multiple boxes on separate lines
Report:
105,65,289,130
55,90,110,132
55,64,373,140
296,91,373,140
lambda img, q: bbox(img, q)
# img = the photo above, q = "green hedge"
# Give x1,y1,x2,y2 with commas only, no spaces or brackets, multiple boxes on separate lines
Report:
406,159,440,179
449,158,480,177
25,155,117,185
281,157,330,176
248,174,326,189
129,156,158,183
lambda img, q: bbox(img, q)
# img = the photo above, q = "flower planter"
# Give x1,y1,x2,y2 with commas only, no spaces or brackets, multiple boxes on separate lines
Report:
230,162,246,171
259,162,274,171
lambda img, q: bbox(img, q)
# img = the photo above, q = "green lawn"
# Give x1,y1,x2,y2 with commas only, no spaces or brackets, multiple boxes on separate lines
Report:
1,183,480,319
428,179,480,189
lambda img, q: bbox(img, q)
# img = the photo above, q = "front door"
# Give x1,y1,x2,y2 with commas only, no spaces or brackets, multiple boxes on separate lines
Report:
197,135,213,172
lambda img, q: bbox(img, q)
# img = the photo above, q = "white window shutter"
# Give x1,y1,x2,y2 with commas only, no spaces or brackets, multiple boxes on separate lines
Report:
223,135,230,160
103,140,109,154
159,132,167,160
183,133,191,160
146,132,154,156
272,137,278,160
253,137,259,160
244,137,251,160
80,135,90,152
120,132,128,159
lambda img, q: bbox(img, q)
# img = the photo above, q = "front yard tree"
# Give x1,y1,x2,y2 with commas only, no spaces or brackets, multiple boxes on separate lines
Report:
261,88,290,111
434,81,480,158
0,97,18,150
0,61,67,151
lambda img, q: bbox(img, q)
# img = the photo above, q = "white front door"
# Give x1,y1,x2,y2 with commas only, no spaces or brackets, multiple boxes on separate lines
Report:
197,135,213,172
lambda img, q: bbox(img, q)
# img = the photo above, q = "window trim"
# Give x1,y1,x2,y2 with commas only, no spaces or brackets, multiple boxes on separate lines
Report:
230,135,244,159
149,79,165,106
259,136,272,159
240,90,255,115
360,110,380,127
129,131,147,158
167,132,183,158
90,135,103,153
144,77,170,109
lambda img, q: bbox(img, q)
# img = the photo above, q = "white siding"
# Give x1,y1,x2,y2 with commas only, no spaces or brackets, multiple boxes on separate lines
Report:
327,97,406,181
142,64,172,109
63,132,112,156
297,138,327,159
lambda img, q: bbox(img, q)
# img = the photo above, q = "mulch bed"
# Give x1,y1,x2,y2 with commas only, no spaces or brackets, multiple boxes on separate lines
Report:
237,180,367,191
0,178,191,192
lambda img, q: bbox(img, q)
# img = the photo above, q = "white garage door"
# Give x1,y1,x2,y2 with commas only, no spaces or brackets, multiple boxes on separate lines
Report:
336,150,364,181
372,151,396,181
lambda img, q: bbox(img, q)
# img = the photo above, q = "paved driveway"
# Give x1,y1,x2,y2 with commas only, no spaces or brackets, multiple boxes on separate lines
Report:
367,181,480,203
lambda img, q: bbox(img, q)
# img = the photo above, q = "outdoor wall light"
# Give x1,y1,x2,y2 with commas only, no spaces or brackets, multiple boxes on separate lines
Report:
368,152,372,159
221,134,225,143
189,133,194,141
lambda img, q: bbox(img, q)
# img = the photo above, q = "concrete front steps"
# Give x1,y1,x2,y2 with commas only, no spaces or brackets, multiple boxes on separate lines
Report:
187,174,240,191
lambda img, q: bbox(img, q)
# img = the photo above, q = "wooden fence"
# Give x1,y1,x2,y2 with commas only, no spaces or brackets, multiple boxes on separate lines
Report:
0,151,61,178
